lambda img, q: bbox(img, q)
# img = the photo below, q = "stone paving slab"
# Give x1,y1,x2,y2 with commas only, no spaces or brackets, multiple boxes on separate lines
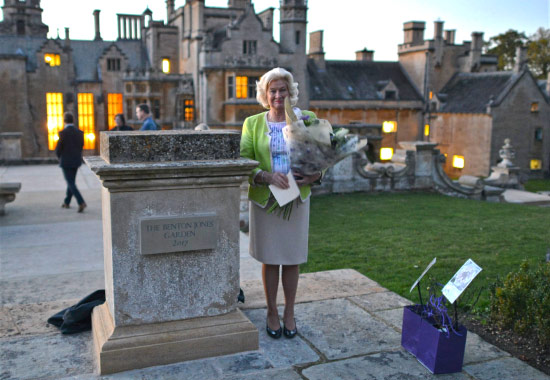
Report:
244,308,320,367
3,299,77,336
502,189,550,205
295,298,402,360
0,332,95,380
349,291,413,311
464,356,550,380
302,350,472,380
0,270,104,306
240,269,386,309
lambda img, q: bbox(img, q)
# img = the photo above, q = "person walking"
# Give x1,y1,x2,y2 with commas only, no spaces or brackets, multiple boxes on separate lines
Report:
240,67,321,339
110,113,133,131
135,104,158,131
56,112,87,213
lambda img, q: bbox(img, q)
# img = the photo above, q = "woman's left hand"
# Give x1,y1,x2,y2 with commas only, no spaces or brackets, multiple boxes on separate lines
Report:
293,171,321,185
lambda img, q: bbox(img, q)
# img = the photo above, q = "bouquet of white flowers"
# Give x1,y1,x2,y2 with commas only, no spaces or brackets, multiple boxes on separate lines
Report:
282,98,367,176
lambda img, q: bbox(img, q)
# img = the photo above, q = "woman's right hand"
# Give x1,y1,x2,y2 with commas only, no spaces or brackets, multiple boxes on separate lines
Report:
264,172,289,189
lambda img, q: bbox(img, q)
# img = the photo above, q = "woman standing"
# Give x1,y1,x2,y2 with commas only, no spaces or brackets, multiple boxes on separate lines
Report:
110,114,133,131
240,68,321,339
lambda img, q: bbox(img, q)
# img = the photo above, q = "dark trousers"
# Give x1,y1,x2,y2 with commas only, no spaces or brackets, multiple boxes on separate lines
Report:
62,167,85,206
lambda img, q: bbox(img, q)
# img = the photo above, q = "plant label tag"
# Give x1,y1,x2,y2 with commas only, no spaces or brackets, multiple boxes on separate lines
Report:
442,259,482,304
409,257,437,293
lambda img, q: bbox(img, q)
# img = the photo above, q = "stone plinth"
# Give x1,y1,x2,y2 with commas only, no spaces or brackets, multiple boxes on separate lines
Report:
0,132,22,160
86,130,259,374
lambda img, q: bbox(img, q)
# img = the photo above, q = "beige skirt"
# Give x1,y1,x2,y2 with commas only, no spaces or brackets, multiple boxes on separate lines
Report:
249,197,310,265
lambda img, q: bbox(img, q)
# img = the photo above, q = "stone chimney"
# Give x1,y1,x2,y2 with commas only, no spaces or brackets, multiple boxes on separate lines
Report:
166,0,175,21
403,21,425,46
308,30,325,69
355,48,374,61
434,20,443,40
93,9,102,41
468,32,483,71
514,46,528,73
258,7,274,31
444,29,455,45
228,0,250,8
64,27,70,48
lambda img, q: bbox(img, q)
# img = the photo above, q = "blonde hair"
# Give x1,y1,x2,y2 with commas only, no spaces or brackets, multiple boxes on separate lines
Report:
256,67,299,109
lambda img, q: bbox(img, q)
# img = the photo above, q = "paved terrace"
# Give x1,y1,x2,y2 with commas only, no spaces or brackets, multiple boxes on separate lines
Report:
1,164,548,380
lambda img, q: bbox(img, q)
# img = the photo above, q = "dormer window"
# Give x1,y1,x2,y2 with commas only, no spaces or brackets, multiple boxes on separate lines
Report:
385,91,396,100
531,102,539,112
44,53,60,67
243,40,257,55
107,58,121,71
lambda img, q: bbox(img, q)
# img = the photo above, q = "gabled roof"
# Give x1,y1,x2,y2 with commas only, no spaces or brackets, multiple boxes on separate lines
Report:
70,40,148,82
0,36,148,81
0,36,51,71
307,60,423,101
438,71,521,113
538,79,549,101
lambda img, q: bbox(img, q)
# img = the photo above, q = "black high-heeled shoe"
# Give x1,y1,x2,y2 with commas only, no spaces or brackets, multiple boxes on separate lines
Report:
266,324,282,339
283,320,297,339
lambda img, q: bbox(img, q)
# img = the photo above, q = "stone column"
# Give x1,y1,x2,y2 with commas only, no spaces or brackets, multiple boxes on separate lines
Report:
399,141,437,189
86,130,258,375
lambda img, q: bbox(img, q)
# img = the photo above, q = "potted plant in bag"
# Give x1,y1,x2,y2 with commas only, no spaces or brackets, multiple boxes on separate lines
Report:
401,258,482,374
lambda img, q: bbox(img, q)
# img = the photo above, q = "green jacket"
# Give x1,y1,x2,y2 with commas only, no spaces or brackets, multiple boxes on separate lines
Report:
240,110,317,207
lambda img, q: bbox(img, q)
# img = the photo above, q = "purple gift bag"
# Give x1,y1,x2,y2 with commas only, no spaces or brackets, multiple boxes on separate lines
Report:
401,305,467,374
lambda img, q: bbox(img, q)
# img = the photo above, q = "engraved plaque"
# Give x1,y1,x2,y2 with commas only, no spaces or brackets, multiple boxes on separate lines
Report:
140,214,218,255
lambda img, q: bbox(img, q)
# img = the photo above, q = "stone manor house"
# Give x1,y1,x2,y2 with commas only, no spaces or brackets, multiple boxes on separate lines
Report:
0,0,548,178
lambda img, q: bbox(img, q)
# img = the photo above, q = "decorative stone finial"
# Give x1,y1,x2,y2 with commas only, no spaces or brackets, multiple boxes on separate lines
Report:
497,138,515,168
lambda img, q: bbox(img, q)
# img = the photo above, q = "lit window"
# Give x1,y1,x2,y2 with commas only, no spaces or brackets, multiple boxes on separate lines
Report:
424,124,430,136
46,93,63,150
380,147,393,160
429,91,433,100
530,159,542,170
184,99,194,121
236,76,248,99
44,53,60,67
382,121,397,133
452,155,465,169
107,93,123,129
162,58,170,74
77,93,96,150
531,102,539,112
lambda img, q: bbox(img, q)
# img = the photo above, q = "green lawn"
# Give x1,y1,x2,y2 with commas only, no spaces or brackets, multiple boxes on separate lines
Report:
524,179,550,193
304,192,550,313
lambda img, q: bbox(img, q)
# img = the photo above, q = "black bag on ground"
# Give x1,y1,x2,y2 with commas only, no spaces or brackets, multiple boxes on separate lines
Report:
47,290,105,334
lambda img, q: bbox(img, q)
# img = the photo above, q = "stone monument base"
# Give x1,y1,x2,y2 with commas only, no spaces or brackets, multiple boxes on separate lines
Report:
92,303,258,375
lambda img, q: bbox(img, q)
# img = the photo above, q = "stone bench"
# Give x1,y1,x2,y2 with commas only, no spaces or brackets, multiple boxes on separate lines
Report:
0,182,21,216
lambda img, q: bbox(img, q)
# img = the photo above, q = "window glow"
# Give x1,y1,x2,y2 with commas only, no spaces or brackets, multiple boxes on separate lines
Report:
382,121,397,133
44,53,60,66
162,58,170,73
46,93,63,150
380,147,393,160
424,124,430,136
236,76,248,99
184,99,194,121
107,93,123,129
530,159,542,170
531,102,539,112
452,155,465,169
77,93,95,150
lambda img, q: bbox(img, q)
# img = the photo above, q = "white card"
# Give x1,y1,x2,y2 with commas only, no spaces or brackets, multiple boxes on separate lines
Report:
442,259,482,304
268,172,300,207
409,257,437,293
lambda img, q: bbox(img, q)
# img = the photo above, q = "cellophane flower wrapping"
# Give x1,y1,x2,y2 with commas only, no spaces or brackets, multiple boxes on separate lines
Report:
282,113,367,176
